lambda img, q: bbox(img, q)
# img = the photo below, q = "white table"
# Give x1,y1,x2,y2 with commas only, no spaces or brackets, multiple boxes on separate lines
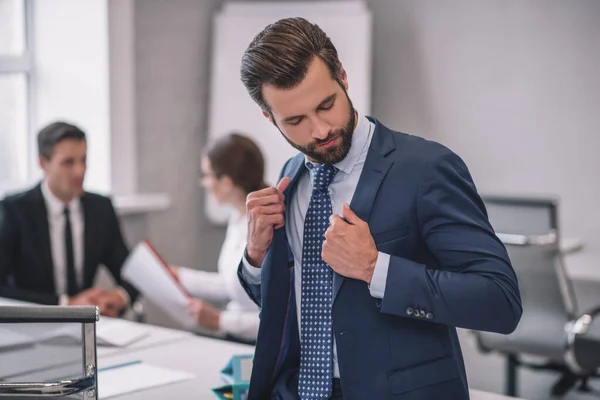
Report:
95,317,195,357
1,297,524,399
96,333,523,400
98,335,252,399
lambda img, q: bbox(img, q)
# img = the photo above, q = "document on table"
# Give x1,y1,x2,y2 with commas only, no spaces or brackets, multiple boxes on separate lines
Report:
122,241,198,330
98,361,195,398
39,317,149,347
0,327,36,351
95,318,150,347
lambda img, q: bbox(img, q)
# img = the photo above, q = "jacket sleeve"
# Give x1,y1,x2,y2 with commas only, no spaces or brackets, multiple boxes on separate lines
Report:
178,267,228,304
236,157,294,308
101,198,139,302
380,150,522,334
237,255,263,307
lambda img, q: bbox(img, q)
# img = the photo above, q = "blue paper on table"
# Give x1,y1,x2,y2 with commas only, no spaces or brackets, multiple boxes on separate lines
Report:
211,354,253,400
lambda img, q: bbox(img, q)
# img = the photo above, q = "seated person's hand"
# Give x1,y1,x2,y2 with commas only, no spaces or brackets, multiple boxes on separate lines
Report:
97,289,129,317
168,265,180,281
68,287,107,306
187,298,220,330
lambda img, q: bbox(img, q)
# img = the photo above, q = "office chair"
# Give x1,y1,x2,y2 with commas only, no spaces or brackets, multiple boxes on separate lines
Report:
474,196,600,397
0,305,98,398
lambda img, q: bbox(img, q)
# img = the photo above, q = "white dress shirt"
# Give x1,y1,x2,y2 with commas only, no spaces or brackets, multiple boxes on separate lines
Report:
41,181,85,301
243,114,391,378
178,209,260,342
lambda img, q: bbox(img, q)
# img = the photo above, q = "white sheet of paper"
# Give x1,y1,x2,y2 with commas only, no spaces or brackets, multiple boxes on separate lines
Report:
0,327,36,351
98,362,195,398
38,318,149,347
96,318,150,347
122,242,197,330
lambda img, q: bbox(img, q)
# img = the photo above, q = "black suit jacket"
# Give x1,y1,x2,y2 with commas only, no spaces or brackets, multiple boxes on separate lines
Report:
0,184,138,305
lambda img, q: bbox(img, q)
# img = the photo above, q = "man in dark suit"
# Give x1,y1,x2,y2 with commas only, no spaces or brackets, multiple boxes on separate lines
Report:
237,18,523,399
0,122,137,316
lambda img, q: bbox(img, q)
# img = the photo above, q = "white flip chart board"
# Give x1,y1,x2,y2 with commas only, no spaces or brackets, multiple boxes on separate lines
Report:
206,1,372,223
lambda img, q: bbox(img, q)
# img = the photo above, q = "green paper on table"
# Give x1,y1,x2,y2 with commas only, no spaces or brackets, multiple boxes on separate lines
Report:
211,354,253,400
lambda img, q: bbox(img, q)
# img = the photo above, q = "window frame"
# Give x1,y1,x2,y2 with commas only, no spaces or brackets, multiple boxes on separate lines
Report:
0,0,37,192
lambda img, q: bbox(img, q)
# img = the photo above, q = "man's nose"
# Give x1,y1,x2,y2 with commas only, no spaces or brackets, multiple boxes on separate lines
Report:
311,117,331,140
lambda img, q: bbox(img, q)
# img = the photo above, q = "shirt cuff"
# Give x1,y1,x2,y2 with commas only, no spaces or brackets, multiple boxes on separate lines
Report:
176,266,194,290
219,310,235,334
368,252,390,299
242,252,262,285
59,294,70,306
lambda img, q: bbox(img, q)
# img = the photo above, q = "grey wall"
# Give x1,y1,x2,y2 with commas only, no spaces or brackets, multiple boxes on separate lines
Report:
251,0,600,279
114,0,599,325
363,0,600,279
133,0,225,272
114,0,225,327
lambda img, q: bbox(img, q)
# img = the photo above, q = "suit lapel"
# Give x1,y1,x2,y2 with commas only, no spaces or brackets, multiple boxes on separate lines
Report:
333,120,396,302
31,185,56,293
250,155,306,397
282,155,306,211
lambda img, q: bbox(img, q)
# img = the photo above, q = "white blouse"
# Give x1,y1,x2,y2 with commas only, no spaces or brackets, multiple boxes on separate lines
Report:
178,209,259,342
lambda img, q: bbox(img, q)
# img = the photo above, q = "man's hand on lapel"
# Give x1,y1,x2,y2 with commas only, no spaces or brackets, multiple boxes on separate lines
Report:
246,177,291,268
322,203,378,284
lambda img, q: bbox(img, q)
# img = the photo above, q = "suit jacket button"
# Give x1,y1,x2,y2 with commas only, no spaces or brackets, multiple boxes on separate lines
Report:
419,310,426,318
426,312,433,319
406,307,414,316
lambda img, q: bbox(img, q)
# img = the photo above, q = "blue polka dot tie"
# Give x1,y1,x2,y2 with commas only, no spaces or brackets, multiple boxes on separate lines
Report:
299,163,338,400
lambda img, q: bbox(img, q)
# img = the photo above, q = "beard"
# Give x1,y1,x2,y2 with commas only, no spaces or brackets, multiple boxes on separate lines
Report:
277,94,357,165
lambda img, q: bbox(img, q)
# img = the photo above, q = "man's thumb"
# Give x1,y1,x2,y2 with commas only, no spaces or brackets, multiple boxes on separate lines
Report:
342,203,360,224
277,177,291,193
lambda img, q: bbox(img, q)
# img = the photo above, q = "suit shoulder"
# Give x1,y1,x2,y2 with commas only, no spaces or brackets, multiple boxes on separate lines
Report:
2,185,40,208
82,191,116,209
281,153,304,175
390,130,459,166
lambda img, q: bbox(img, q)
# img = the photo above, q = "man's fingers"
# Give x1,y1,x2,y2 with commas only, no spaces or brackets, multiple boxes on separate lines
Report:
328,214,345,227
258,214,285,227
274,222,285,230
85,287,105,296
247,185,285,201
247,179,289,209
83,287,106,302
247,194,284,209
341,203,361,224
259,203,285,215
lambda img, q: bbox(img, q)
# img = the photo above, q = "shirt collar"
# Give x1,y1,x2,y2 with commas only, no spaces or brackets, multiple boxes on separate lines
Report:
304,112,371,175
41,180,81,218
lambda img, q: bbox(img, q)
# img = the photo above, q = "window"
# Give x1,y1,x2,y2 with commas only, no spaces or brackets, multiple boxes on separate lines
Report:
0,74,28,183
0,0,25,55
1,0,114,196
0,0,32,192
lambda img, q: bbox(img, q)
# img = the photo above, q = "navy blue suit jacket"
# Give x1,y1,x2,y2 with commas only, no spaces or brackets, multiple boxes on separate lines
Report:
239,118,522,399
0,184,138,305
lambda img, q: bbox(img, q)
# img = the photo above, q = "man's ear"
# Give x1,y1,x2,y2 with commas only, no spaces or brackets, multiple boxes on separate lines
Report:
39,156,48,172
340,63,349,91
262,109,273,122
221,175,235,191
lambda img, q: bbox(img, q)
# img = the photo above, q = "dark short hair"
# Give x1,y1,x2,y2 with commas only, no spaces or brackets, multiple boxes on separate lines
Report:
205,133,267,195
240,17,343,111
37,121,86,160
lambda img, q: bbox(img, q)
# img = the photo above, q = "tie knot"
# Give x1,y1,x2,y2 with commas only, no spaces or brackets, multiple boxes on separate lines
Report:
63,207,70,217
311,164,337,193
